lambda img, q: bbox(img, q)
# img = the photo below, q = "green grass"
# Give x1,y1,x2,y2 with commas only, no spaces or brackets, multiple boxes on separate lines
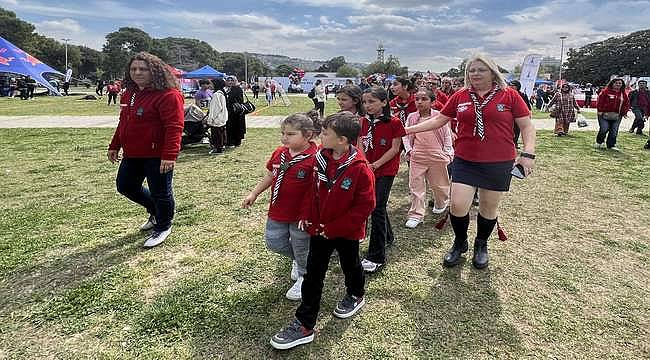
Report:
1,128,649,359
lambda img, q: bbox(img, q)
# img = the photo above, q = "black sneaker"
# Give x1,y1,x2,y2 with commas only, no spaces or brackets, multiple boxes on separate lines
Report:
333,294,365,319
270,319,314,350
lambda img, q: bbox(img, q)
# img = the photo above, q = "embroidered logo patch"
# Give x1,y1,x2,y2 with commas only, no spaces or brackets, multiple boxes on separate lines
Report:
380,138,387,146
136,107,144,116
297,169,306,179
457,105,468,112
496,104,505,112
341,177,352,190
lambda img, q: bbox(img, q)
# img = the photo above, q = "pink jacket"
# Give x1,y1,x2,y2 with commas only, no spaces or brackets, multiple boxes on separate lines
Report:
405,110,454,163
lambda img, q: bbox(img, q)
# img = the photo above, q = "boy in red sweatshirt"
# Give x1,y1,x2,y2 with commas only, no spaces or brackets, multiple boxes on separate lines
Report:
270,111,376,350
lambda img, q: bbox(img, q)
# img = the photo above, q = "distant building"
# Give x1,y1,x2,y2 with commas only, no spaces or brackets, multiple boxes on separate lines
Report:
540,56,560,67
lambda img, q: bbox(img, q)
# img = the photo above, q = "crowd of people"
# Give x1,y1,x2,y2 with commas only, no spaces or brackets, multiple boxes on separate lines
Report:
105,51,648,352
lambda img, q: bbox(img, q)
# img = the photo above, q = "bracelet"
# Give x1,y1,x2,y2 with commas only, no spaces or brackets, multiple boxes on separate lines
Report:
520,152,536,159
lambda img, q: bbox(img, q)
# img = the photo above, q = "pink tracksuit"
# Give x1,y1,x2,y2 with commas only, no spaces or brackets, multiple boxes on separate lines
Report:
405,110,453,220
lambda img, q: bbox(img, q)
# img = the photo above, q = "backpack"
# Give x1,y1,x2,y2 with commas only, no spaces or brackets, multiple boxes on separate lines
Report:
308,87,315,99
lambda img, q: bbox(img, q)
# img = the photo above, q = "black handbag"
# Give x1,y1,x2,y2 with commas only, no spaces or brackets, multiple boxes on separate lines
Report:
233,92,256,115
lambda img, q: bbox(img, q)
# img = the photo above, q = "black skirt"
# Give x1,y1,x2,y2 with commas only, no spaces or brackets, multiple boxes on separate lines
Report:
450,156,514,192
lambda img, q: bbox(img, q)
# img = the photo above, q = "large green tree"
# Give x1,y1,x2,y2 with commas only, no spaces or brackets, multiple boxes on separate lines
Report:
0,8,36,52
564,29,650,84
336,64,359,77
274,64,295,77
102,27,153,78
153,37,220,71
217,52,269,80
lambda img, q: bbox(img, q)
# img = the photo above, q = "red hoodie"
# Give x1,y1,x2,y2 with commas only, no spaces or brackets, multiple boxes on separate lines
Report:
596,88,630,115
306,147,376,240
109,87,184,161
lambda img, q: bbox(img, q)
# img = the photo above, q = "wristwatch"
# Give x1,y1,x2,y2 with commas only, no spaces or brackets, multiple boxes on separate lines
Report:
520,152,536,159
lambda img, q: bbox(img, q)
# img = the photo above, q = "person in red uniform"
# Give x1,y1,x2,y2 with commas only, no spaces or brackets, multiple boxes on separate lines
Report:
270,111,376,350
242,112,320,301
108,52,184,248
594,78,630,150
358,86,406,273
406,54,536,269
389,76,417,126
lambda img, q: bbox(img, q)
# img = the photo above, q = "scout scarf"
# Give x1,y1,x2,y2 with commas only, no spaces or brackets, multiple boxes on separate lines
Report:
271,150,312,204
468,85,500,141
362,115,384,152
395,101,409,126
315,146,357,190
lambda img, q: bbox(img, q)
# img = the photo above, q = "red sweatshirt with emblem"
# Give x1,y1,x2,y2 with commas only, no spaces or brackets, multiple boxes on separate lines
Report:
109,87,184,161
305,148,376,240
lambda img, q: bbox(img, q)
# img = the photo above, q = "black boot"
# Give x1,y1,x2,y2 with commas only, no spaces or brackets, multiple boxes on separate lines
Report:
472,238,489,269
444,213,470,267
443,237,468,267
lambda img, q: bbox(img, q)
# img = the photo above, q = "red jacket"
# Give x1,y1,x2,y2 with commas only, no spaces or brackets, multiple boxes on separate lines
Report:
306,148,376,240
109,87,184,161
596,88,630,115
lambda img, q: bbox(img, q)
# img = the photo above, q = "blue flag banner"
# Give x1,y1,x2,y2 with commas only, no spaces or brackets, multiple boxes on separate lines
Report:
0,36,64,96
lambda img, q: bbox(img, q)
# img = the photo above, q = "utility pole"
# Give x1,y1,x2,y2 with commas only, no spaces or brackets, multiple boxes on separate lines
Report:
244,52,248,84
61,38,71,70
559,36,567,83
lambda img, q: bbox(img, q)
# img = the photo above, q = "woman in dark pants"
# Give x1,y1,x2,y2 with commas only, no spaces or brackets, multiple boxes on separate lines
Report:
107,52,184,248
594,78,630,151
406,54,536,269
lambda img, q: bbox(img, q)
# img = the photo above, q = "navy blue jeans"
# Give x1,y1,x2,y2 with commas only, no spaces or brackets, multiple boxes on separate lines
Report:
596,115,621,148
116,158,174,231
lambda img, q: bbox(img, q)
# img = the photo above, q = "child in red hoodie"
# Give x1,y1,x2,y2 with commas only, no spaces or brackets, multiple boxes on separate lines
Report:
270,111,376,350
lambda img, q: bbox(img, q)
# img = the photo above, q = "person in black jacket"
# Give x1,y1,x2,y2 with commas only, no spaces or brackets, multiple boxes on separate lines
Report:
509,80,532,148
225,75,246,147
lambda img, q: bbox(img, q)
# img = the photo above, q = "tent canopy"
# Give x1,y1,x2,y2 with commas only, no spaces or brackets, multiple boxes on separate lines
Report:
182,65,224,79
0,36,64,95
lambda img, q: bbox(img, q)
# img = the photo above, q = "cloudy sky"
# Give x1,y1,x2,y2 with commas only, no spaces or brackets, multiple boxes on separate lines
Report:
1,0,648,72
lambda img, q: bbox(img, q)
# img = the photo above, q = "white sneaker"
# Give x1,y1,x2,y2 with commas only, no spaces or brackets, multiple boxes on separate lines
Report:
593,143,604,149
285,276,303,301
361,259,383,273
143,226,171,248
405,218,421,228
139,215,156,231
432,201,449,214
290,260,299,281
610,146,621,151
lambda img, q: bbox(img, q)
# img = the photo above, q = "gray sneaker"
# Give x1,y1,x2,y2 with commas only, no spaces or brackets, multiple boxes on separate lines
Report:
270,319,314,350
333,294,365,319
143,226,171,248
139,215,156,231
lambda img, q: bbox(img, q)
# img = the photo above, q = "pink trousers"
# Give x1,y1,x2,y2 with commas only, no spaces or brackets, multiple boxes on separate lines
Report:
408,156,450,220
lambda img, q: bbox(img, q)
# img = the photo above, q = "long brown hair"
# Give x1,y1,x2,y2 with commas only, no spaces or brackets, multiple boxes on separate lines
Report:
122,52,179,91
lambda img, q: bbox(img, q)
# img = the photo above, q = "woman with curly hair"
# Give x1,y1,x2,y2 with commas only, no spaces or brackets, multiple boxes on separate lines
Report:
107,52,184,248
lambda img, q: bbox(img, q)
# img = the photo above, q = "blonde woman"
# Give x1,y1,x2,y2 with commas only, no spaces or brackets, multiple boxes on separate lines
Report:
405,54,536,269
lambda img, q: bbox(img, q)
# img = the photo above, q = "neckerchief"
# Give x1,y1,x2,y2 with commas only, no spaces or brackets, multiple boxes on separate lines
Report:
271,149,312,204
315,146,357,191
395,101,409,126
468,85,500,141
362,115,383,152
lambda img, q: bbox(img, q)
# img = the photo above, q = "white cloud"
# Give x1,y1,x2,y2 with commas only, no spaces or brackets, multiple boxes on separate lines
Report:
35,18,82,34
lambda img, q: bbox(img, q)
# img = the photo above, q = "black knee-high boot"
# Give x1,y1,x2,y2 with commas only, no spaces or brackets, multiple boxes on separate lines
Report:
443,213,470,267
474,213,497,269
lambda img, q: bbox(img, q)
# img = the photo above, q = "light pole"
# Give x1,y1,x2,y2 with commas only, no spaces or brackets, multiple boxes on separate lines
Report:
558,36,567,83
244,52,248,85
61,38,71,71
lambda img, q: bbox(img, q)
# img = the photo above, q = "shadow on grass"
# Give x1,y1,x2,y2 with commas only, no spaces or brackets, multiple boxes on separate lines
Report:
0,231,144,316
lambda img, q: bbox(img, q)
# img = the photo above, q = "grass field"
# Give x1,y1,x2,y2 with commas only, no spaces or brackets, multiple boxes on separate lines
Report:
1,127,649,359
1,92,595,120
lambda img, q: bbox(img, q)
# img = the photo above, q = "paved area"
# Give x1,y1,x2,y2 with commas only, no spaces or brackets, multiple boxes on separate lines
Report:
0,113,636,132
